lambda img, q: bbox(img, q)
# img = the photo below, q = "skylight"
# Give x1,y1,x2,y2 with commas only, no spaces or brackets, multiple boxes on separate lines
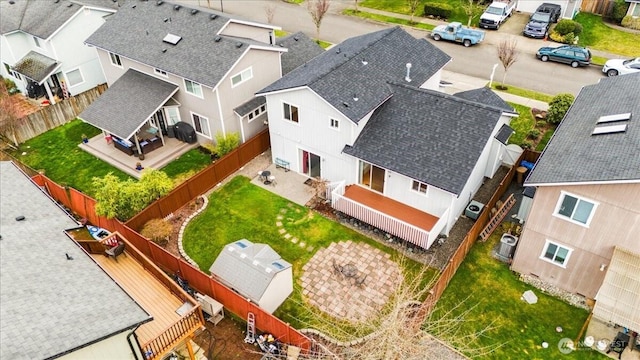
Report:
234,241,247,248
592,124,627,135
597,113,631,123
163,33,182,45
271,262,285,270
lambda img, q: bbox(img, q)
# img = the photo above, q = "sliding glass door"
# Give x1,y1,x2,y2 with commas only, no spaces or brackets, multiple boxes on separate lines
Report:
359,160,385,193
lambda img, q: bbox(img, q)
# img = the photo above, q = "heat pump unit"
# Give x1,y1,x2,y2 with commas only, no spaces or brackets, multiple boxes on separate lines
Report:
195,293,225,325
498,233,518,259
465,200,484,220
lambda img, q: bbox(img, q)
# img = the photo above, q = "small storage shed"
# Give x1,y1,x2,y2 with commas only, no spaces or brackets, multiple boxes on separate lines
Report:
209,239,293,314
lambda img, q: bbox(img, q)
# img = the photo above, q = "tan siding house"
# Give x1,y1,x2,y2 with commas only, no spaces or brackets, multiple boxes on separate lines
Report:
511,73,640,333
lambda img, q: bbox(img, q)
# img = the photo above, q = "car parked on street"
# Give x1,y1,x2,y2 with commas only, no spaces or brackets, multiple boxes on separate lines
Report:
431,22,485,47
602,57,640,76
523,11,552,38
536,45,591,67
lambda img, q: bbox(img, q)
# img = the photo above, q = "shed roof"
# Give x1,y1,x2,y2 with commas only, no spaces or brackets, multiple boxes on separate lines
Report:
209,239,291,303
0,162,150,360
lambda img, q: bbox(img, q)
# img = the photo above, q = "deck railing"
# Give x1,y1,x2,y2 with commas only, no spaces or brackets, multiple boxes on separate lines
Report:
331,182,433,249
142,306,203,360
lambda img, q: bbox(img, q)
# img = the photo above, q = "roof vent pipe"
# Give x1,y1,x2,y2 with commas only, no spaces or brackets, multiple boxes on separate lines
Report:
362,59,368,65
405,63,412,83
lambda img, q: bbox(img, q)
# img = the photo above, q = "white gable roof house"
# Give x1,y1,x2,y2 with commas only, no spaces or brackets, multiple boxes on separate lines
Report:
209,239,293,314
257,27,518,250
0,0,120,104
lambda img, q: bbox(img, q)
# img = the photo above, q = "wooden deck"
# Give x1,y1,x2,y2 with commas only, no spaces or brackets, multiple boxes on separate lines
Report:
92,253,185,345
343,185,438,232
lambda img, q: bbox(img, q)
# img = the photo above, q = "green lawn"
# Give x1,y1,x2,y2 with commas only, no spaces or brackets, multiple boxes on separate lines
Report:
431,223,607,359
508,103,536,147
343,9,436,31
9,119,211,196
181,176,437,328
489,84,554,103
360,0,478,26
575,13,640,57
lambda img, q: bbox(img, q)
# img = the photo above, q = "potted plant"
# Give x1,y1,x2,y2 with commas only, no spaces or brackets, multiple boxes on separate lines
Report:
81,134,88,143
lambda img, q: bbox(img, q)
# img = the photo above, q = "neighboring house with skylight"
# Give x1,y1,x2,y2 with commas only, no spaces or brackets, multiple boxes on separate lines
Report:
0,0,119,104
209,239,293,314
79,0,286,164
257,27,518,249
511,73,640,331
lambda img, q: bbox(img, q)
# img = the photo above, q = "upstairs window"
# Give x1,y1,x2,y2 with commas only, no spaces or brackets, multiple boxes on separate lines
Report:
231,67,253,87
330,118,339,129
154,68,167,77
555,192,597,226
283,103,299,123
184,79,203,98
109,52,122,67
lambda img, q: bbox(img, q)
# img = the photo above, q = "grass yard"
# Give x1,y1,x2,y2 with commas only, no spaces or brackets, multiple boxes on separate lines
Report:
489,84,554,103
360,0,477,26
9,119,212,196
431,223,607,359
575,13,640,57
181,176,437,328
508,103,535,147
343,9,436,31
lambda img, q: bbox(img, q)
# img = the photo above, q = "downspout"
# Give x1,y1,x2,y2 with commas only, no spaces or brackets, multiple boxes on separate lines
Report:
214,88,226,137
127,325,143,360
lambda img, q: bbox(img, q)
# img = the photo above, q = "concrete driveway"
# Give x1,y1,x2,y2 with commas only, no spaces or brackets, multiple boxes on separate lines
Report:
500,12,530,36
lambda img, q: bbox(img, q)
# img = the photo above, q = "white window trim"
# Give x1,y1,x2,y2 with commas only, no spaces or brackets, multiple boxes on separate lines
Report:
164,107,181,125
552,191,598,227
184,79,203,99
33,36,42,48
247,105,266,123
539,239,573,268
65,67,85,88
190,111,211,139
154,68,168,77
283,102,300,124
329,118,340,131
231,67,253,88
411,180,429,196
109,52,122,68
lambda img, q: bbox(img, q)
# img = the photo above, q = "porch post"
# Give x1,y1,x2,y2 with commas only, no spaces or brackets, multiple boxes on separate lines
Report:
134,135,143,158
43,81,56,105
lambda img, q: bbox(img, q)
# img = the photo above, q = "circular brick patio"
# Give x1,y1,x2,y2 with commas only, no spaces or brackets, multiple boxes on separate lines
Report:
301,241,403,322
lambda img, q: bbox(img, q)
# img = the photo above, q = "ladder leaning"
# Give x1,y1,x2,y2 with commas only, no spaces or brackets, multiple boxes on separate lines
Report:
480,194,516,241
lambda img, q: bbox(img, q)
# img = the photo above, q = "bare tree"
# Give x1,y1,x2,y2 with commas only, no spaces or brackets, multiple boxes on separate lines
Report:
307,0,331,41
264,2,277,24
353,0,359,13
0,80,22,148
250,260,500,359
407,0,421,23
461,0,482,27
497,38,519,89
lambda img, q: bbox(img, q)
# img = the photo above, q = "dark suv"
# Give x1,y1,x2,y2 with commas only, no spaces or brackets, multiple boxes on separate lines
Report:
536,45,591,67
524,11,552,38
536,3,562,23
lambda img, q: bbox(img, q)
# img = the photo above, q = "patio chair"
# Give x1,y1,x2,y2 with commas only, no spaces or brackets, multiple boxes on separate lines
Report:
331,258,343,278
355,274,367,288
268,175,277,186
105,242,126,262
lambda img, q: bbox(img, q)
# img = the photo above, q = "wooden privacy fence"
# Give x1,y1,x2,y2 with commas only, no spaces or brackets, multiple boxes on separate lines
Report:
125,129,270,231
419,149,540,316
30,173,314,353
3,84,107,145
581,0,615,16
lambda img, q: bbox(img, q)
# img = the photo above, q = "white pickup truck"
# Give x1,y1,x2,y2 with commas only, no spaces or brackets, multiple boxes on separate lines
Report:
479,0,517,30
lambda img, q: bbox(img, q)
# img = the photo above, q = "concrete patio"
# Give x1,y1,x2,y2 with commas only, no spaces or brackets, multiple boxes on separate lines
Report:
250,162,315,206
583,318,640,360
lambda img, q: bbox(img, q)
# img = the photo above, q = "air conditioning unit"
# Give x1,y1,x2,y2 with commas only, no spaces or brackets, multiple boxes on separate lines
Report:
498,233,518,259
195,293,225,325
465,200,485,221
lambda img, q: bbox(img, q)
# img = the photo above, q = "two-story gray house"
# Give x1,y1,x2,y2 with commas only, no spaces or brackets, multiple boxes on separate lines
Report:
79,0,285,164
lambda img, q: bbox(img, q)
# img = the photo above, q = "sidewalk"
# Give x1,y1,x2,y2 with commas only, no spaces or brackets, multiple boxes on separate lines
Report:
441,70,550,110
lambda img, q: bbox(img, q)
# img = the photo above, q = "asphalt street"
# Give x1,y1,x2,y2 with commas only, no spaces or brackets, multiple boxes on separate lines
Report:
183,0,612,96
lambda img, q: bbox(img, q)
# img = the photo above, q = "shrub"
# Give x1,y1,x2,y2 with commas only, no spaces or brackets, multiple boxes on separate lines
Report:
527,129,541,139
3,77,19,94
520,141,533,149
621,15,640,30
546,93,575,125
423,3,452,19
536,120,547,128
554,19,583,36
610,0,629,24
141,218,173,246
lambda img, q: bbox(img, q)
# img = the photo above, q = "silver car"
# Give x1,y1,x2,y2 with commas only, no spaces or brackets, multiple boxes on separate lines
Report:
602,57,640,77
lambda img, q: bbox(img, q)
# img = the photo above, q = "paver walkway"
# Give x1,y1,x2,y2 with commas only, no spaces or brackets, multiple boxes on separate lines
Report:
300,241,403,322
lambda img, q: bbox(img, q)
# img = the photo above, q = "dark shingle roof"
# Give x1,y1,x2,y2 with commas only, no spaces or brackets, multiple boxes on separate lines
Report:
234,96,266,116
454,87,516,114
526,73,640,185
12,51,59,83
275,31,324,75
495,124,515,144
258,27,451,123
0,161,151,360
0,0,119,38
79,69,178,139
85,0,279,88
343,83,504,195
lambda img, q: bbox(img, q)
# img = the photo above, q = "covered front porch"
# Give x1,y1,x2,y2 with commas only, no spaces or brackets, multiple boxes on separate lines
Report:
330,183,448,249
11,50,66,104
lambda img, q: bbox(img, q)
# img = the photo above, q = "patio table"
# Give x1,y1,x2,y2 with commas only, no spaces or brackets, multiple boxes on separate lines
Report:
261,170,272,185
342,263,358,278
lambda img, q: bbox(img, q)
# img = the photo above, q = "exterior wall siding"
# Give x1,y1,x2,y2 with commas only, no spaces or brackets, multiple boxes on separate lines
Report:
511,183,640,298
259,269,293,314
59,331,140,360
